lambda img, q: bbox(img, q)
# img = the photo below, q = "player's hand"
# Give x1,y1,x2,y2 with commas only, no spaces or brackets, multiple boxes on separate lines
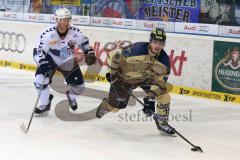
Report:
106,72,117,84
142,96,155,117
39,58,52,77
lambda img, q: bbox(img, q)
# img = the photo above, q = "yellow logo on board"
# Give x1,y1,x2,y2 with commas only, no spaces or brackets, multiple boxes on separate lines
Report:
51,0,80,6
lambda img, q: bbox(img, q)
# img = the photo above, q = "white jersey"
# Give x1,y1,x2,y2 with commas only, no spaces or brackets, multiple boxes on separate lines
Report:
33,25,91,71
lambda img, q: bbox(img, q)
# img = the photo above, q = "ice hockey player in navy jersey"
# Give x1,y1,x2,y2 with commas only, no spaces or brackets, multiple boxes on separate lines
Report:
96,28,175,135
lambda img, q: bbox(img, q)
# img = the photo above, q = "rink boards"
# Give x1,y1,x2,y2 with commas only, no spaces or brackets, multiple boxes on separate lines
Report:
0,20,239,103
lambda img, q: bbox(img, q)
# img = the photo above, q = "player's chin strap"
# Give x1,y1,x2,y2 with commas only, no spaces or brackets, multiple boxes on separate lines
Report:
119,84,203,153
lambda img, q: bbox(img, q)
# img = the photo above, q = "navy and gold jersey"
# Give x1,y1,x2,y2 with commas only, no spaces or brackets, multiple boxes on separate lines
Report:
122,42,170,73
107,42,171,86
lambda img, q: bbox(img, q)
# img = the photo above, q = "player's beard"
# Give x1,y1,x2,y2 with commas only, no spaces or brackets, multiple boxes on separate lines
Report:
57,27,69,38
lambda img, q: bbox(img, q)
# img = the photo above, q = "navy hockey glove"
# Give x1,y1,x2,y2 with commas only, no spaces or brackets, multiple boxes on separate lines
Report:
106,72,118,84
142,96,155,117
39,58,52,77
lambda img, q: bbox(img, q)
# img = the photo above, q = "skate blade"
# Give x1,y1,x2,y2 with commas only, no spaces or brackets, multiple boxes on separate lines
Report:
160,131,177,137
96,110,109,119
69,108,79,114
34,111,49,117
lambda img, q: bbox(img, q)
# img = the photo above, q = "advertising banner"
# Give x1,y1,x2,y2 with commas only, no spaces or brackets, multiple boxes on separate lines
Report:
219,25,240,38
137,0,201,22
112,18,136,29
50,0,80,6
23,13,51,22
90,16,113,27
175,22,219,35
0,12,24,21
212,41,240,95
135,20,175,32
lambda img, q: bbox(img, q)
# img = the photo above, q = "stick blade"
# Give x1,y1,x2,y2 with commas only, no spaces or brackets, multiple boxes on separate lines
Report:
197,146,203,153
20,123,28,134
191,146,203,153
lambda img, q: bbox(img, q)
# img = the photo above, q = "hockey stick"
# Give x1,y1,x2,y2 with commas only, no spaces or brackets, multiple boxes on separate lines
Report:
120,86,203,153
20,77,47,134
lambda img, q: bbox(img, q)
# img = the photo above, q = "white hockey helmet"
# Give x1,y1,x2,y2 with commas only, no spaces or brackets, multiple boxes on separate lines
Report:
55,8,72,21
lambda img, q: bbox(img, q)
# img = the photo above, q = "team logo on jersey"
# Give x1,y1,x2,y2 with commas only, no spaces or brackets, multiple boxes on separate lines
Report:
59,46,69,60
215,47,240,91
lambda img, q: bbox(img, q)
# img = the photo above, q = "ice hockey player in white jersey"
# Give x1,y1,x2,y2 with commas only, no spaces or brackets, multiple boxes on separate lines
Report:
33,8,96,116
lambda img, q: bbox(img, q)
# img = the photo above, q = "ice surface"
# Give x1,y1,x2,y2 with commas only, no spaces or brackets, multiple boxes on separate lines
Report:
0,67,239,160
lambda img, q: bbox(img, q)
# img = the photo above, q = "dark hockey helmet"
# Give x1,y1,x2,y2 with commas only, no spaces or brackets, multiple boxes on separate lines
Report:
150,28,166,42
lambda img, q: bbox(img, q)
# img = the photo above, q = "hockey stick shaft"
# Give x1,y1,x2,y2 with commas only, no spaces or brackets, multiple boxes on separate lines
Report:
121,85,202,151
22,77,46,134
